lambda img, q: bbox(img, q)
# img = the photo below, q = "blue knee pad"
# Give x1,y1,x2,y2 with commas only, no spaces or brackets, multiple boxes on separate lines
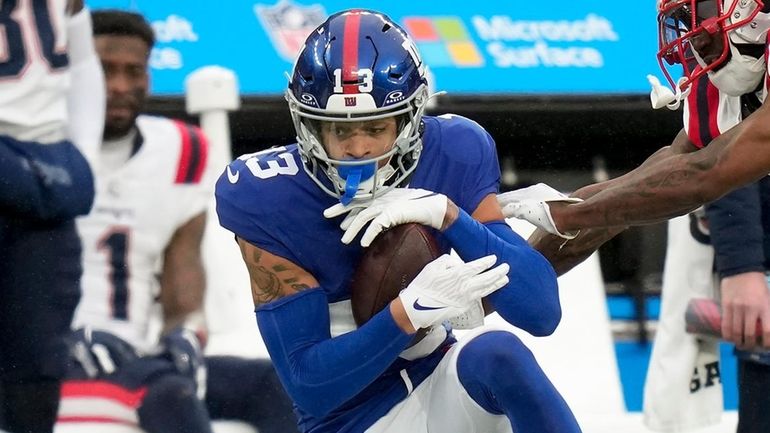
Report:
456,331,581,433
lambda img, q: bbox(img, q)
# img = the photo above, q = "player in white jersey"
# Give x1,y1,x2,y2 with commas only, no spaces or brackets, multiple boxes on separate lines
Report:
55,10,297,433
0,0,104,432
73,114,212,354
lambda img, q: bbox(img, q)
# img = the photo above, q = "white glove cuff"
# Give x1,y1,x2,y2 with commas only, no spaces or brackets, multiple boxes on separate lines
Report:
543,200,582,240
398,290,426,331
425,193,448,229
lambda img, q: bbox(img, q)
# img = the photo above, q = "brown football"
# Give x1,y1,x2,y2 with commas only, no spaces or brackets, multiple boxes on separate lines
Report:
350,223,441,327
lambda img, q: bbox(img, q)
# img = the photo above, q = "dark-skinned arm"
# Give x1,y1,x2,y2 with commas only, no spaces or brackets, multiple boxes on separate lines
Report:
531,129,699,275
160,212,207,335
550,103,770,231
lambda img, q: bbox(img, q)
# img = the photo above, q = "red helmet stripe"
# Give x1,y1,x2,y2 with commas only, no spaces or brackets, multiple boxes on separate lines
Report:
342,11,361,94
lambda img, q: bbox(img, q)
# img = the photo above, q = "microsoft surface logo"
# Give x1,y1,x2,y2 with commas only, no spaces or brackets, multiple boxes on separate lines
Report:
402,17,484,68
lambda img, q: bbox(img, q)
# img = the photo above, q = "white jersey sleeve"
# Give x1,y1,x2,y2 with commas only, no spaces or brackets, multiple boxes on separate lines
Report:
74,116,214,353
66,7,104,168
0,0,71,143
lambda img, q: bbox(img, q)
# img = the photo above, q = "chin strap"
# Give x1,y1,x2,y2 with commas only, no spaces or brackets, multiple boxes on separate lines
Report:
648,75,691,110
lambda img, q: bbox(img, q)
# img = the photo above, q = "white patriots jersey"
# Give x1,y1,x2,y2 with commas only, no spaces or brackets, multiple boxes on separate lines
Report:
0,0,71,142
73,115,212,354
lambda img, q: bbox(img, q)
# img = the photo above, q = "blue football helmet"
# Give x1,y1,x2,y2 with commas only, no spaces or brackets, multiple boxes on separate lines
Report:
286,9,432,203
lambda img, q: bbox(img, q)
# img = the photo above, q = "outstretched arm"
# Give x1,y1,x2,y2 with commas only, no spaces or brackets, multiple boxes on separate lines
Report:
531,129,699,275
552,102,770,231
572,129,694,200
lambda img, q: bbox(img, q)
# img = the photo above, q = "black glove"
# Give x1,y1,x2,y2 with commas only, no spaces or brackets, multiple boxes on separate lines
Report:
160,327,207,399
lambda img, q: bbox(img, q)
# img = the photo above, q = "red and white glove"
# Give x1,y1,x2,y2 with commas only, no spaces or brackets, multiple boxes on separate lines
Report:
324,188,447,247
398,254,508,331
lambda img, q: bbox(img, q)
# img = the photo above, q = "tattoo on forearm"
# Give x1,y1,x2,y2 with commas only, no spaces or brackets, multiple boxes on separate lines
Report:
283,277,311,292
252,264,283,304
591,156,713,226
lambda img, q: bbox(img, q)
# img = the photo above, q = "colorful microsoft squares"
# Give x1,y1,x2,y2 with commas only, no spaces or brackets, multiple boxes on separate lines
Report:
446,42,483,67
402,16,484,67
433,18,468,41
402,17,439,41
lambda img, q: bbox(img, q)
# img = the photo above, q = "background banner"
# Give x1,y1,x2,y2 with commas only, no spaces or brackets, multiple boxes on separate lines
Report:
89,0,662,95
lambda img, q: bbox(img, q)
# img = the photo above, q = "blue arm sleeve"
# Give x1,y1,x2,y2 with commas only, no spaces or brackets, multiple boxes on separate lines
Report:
443,210,561,336
705,183,765,278
255,288,413,417
0,137,94,222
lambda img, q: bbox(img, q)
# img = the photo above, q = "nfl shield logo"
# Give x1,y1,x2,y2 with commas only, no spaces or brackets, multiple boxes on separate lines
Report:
254,0,327,61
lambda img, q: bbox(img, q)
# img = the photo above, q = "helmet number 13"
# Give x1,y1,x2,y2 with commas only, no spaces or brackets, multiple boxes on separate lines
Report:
333,68,373,93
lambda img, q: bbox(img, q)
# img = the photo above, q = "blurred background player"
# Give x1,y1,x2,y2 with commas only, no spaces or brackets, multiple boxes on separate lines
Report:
0,0,104,431
217,9,581,433
54,10,296,433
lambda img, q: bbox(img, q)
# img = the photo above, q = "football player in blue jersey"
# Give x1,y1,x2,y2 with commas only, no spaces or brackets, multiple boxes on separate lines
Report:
216,9,581,433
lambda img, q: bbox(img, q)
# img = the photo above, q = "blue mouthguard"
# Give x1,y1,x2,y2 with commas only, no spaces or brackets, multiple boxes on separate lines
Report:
337,162,376,205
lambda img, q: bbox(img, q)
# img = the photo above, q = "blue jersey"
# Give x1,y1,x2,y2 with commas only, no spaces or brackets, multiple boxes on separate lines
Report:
216,114,501,432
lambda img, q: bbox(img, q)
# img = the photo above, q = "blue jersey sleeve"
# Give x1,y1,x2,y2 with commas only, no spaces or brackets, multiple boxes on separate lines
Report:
705,183,766,278
442,116,500,212
216,158,284,252
0,136,94,222
420,114,500,213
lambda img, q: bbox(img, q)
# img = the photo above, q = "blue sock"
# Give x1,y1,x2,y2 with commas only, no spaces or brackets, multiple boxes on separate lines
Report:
456,331,582,433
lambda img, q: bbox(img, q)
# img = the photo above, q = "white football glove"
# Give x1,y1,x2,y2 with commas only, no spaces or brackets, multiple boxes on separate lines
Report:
398,254,509,331
324,188,447,247
447,299,486,330
497,183,583,240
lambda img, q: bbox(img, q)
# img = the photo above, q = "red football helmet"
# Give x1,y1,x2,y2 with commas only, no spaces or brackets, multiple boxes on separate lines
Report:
657,0,765,90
